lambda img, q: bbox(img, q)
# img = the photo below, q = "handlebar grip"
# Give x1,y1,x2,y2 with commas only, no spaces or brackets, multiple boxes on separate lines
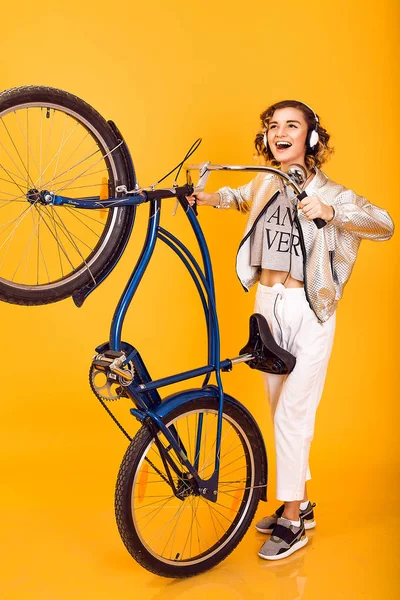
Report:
313,218,326,229
144,184,200,217
144,184,193,201
296,190,326,229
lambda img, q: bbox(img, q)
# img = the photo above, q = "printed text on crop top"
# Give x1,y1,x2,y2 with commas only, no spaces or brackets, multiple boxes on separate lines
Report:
250,185,304,281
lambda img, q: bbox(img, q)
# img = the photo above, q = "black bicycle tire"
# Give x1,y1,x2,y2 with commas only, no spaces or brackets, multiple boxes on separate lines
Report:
0,85,135,306
115,396,264,578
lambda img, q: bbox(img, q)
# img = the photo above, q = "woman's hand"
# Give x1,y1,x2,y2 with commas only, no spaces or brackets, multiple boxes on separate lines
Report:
186,191,221,208
297,195,334,222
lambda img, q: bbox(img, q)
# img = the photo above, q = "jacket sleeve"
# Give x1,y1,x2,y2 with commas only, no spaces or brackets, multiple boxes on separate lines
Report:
329,190,394,241
217,179,254,214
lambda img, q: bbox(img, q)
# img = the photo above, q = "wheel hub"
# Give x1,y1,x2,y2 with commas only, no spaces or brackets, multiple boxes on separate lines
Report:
26,189,52,205
176,472,198,499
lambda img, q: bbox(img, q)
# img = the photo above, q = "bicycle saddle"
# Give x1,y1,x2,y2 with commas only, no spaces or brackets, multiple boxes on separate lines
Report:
239,313,296,375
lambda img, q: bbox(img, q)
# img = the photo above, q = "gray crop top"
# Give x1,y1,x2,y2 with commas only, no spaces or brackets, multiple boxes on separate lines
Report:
250,185,304,282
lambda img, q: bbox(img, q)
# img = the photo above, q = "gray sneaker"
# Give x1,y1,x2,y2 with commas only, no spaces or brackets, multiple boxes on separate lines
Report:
255,501,316,534
258,516,308,561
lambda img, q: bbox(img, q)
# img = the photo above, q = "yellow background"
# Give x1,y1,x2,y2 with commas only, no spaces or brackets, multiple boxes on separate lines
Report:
1,0,399,598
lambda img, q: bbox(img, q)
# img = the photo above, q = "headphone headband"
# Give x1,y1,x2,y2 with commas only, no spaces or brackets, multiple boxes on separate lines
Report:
296,101,319,126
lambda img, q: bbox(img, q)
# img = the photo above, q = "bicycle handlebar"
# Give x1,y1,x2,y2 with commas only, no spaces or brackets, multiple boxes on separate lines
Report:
186,163,327,229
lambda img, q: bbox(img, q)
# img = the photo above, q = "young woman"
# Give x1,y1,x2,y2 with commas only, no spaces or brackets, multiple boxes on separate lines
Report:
187,100,394,561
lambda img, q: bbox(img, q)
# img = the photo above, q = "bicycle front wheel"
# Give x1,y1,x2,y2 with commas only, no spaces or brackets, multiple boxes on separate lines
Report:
115,396,265,578
0,85,135,305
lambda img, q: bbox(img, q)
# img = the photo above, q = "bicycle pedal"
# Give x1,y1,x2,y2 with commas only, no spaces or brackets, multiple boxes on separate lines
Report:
91,350,135,392
92,350,126,369
92,358,113,371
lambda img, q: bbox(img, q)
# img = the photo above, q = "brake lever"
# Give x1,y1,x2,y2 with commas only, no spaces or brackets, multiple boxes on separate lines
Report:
195,161,212,191
172,162,211,217
191,161,211,217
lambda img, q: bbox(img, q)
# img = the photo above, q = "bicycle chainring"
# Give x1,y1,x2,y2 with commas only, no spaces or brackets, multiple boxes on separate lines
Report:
89,357,135,402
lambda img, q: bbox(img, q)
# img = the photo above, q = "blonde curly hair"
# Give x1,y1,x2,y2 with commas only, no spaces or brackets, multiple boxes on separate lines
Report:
254,100,334,170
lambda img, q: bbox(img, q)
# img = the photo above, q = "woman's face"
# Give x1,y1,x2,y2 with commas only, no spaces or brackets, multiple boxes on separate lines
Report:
266,107,309,168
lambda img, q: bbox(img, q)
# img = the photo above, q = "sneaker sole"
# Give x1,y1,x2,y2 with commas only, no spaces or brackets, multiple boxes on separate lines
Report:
258,534,309,561
255,525,276,534
256,519,316,534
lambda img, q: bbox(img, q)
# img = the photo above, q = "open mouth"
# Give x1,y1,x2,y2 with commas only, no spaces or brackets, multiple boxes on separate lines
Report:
275,141,292,151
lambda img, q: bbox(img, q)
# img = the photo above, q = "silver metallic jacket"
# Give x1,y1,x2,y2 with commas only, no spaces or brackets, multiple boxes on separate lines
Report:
218,168,394,323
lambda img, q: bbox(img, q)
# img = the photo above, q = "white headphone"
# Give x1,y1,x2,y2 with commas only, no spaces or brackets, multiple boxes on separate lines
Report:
263,101,320,150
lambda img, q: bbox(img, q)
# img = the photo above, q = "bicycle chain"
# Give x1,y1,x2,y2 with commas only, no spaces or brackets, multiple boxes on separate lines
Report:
88,366,172,487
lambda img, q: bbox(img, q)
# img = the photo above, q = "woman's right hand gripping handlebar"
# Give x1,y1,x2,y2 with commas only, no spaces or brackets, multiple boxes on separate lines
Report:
186,191,222,209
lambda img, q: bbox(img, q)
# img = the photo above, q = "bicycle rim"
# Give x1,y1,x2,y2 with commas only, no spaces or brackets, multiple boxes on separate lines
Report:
0,100,121,290
130,407,256,567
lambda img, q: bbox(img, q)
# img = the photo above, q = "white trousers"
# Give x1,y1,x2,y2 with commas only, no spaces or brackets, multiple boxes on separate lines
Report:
254,282,336,501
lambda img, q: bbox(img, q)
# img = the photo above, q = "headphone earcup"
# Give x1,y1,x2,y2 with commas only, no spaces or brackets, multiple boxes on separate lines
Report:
309,129,319,148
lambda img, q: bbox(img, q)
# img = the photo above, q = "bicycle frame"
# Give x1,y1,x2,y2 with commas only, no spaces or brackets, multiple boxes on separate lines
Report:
48,163,303,502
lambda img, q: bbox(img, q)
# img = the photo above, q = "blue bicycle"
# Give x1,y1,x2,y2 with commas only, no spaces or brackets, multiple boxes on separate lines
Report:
0,86,307,577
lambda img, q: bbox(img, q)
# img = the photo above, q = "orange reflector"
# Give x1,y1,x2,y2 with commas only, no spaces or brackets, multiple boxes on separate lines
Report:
230,488,242,514
137,462,149,504
99,177,108,219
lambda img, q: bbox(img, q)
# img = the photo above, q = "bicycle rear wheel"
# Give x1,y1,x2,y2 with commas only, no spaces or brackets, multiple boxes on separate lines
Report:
0,85,135,305
115,396,265,578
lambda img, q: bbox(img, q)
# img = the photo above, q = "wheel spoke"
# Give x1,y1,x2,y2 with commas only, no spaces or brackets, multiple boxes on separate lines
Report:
53,129,91,180
205,498,224,537
35,207,79,274
0,164,29,187
0,202,36,255
13,110,38,189
0,160,28,196
0,117,31,188
48,113,70,189
65,206,109,226
49,209,97,251
0,204,33,272
215,464,247,479
41,108,55,186
39,147,101,193
39,107,43,189
0,198,27,212
11,207,40,282
145,497,187,545
49,167,106,191
49,206,65,277
136,495,176,527
200,496,237,520
22,209,38,284
34,207,50,283
41,206,96,282
180,497,198,560
204,496,227,534
37,116,80,187
64,205,104,237
199,420,237,475
52,140,123,194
